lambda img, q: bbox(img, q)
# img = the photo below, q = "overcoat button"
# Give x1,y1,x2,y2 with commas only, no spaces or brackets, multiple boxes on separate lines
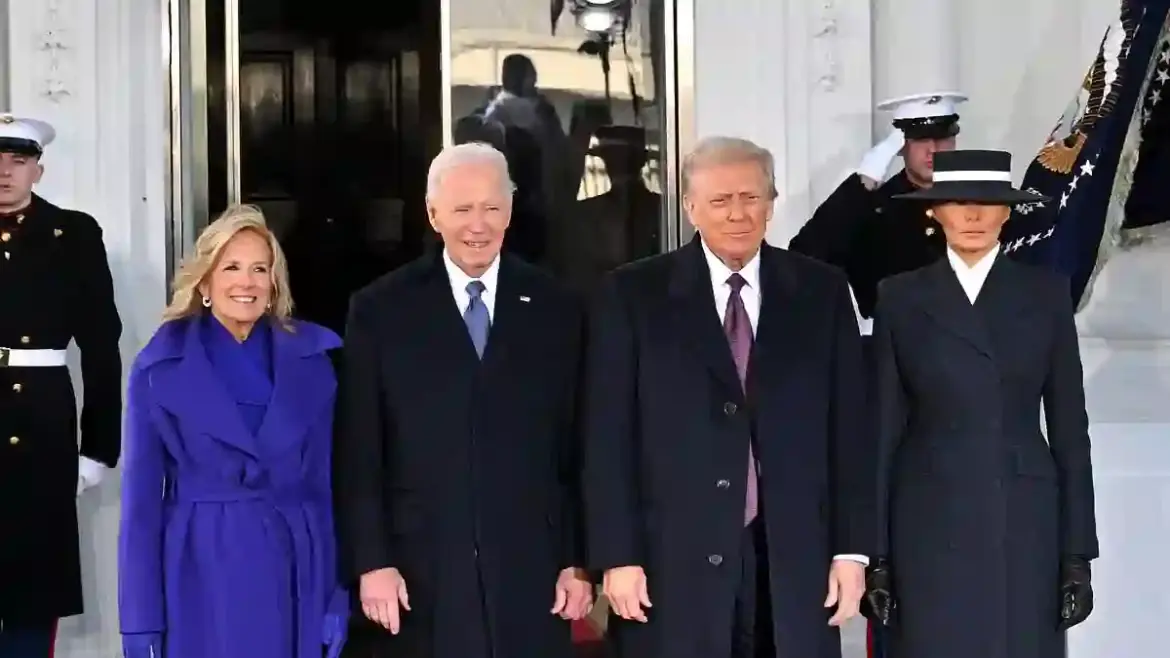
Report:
723,401,737,415
716,479,730,489
708,554,723,566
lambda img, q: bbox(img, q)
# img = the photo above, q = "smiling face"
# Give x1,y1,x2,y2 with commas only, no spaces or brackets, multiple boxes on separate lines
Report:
427,160,512,277
198,229,273,339
932,202,1011,259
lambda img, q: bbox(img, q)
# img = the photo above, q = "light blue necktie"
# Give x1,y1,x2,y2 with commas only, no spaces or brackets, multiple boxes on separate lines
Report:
463,280,490,358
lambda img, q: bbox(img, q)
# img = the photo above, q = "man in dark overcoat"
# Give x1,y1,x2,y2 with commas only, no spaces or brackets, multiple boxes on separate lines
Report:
333,142,593,658
582,136,871,658
864,149,1099,658
0,114,123,656
789,92,967,323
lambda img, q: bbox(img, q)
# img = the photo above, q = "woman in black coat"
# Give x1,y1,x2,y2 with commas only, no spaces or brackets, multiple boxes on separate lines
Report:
863,150,1099,658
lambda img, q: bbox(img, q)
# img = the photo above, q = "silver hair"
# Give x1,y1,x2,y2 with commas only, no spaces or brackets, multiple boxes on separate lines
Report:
681,136,777,198
426,142,515,200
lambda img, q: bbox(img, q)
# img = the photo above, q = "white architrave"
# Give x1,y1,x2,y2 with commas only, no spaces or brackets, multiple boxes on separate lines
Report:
6,0,168,656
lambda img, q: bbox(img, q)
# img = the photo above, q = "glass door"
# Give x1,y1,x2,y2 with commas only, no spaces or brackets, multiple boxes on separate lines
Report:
166,0,694,300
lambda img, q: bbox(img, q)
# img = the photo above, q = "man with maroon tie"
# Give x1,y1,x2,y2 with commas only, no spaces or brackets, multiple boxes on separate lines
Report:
581,136,871,658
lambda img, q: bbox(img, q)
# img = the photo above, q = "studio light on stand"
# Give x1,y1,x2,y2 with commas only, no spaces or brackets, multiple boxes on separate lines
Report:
570,0,630,35
578,7,616,33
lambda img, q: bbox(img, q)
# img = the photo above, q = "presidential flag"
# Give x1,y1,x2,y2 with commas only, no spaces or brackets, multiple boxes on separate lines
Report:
1124,32,1170,233
1002,0,1170,308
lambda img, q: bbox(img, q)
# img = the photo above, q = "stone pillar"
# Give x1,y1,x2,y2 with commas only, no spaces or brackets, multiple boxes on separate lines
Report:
871,0,958,134
6,0,169,655
695,0,874,247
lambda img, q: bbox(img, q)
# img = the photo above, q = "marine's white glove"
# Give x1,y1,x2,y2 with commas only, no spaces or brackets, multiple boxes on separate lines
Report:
850,286,873,336
77,456,108,496
857,129,906,183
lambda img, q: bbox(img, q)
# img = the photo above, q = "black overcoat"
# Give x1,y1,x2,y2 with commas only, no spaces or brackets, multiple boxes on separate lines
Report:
582,237,871,658
0,194,122,622
333,250,584,658
872,256,1099,658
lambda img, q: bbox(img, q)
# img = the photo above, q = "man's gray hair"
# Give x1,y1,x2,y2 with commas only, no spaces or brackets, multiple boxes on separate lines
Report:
426,142,516,199
681,136,777,198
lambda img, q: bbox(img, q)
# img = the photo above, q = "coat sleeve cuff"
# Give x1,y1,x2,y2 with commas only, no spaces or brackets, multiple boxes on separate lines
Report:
832,553,870,566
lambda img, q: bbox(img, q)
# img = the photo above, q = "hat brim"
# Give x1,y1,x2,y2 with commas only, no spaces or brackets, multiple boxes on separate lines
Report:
0,137,43,157
901,121,960,141
894,184,1050,205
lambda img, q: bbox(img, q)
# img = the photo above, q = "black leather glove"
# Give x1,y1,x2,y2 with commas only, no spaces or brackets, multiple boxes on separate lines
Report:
862,558,895,626
1058,556,1093,630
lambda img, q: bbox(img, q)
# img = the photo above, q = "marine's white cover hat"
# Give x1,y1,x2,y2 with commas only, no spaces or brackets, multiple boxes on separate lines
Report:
876,92,967,139
0,114,56,154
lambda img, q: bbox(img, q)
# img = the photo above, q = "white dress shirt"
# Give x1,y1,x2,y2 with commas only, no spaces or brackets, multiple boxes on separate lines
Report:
443,249,500,319
946,244,999,303
700,241,868,566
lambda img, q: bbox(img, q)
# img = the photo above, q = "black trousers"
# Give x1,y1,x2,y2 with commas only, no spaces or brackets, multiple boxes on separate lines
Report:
731,518,775,658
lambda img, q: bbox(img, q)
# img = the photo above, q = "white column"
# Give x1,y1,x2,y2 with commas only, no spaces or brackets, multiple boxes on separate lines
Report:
871,0,958,135
695,0,874,247
6,1,169,656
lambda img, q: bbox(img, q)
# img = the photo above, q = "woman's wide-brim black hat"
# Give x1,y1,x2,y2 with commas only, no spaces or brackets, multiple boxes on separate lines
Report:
894,149,1051,205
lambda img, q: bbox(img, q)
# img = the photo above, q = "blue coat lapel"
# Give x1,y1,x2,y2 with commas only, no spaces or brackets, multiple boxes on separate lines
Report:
254,324,339,458
138,316,340,460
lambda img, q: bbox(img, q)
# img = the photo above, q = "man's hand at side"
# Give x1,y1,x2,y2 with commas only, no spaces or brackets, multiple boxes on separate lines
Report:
551,567,594,620
603,566,650,622
359,567,410,634
825,559,865,626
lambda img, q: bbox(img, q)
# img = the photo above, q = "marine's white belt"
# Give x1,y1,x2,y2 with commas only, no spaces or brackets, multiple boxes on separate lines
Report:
1,348,68,367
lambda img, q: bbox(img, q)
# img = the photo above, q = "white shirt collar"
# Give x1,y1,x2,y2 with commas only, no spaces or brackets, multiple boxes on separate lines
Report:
946,244,999,303
443,249,501,316
700,239,762,291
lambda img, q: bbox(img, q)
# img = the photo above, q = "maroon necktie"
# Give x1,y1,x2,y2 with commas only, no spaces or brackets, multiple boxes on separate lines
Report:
723,273,758,525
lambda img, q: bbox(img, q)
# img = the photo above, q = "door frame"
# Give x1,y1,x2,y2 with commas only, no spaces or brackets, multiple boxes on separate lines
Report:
162,0,697,280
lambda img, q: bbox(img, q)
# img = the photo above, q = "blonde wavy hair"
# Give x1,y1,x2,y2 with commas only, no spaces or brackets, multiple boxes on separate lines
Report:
162,204,294,325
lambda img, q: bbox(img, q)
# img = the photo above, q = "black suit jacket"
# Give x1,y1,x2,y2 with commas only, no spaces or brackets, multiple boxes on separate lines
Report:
581,236,869,658
334,249,583,658
871,255,1097,658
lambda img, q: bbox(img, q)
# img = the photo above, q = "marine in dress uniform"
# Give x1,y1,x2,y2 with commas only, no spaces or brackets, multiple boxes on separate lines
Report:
0,115,123,658
789,92,967,324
